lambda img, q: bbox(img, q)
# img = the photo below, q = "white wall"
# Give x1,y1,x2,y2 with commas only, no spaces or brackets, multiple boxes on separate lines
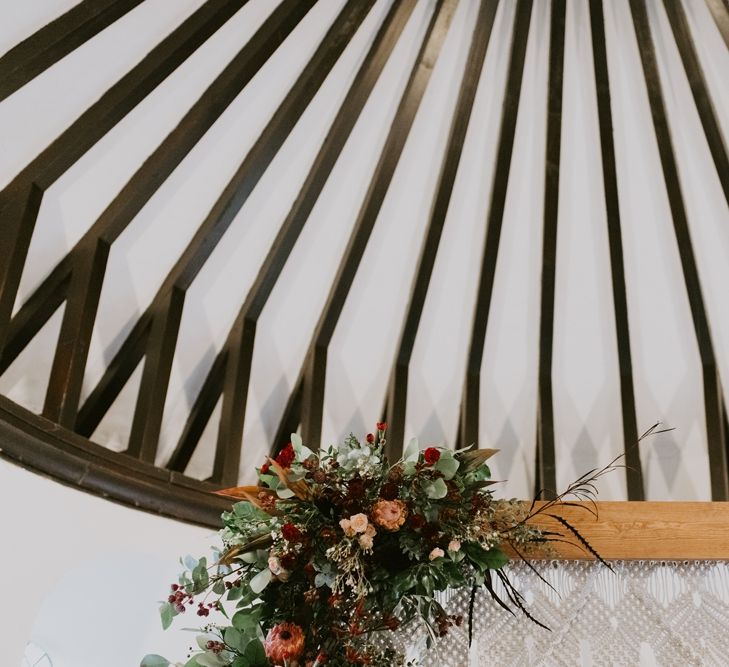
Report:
0,458,214,667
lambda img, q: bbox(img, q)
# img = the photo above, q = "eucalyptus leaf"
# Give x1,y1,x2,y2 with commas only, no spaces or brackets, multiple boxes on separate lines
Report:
249,568,273,594
244,638,267,664
424,478,448,499
276,487,295,499
291,432,303,450
403,437,420,462
224,627,244,651
141,655,170,667
258,473,279,490
159,602,174,630
434,455,459,480
233,610,260,632
196,653,227,667
227,584,243,601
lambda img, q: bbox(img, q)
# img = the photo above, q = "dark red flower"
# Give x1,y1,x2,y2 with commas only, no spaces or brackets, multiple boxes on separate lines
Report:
366,433,375,444
422,522,441,540
347,478,366,499
424,447,441,465
378,482,399,500
260,461,270,474
276,442,295,468
280,552,298,570
281,523,302,542
376,422,387,432
408,513,426,529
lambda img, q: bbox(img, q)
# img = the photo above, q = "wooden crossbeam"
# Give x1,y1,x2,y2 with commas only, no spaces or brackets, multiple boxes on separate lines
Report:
517,501,729,560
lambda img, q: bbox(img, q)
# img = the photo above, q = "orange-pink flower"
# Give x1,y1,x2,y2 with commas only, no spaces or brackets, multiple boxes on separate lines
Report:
264,622,305,662
372,499,407,531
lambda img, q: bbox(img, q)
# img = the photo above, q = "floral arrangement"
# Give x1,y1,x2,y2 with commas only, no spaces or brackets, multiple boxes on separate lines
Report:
142,423,622,667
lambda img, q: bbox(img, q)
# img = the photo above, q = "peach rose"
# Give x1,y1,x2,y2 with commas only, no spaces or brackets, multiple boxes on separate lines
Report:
372,499,407,532
429,547,445,561
349,513,369,533
448,539,461,552
364,524,376,538
339,518,356,537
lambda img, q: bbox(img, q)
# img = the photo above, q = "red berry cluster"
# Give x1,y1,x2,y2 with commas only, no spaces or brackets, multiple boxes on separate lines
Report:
168,583,192,613
197,601,218,617
205,640,225,654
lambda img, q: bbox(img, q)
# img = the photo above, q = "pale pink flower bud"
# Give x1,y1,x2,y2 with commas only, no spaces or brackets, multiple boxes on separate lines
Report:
429,547,445,561
358,534,374,550
448,540,461,552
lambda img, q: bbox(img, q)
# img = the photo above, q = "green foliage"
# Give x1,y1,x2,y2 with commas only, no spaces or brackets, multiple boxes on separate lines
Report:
424,477,448,499
159,602,174,630
434,452,460,479
140,656,170,667
463,543,509,572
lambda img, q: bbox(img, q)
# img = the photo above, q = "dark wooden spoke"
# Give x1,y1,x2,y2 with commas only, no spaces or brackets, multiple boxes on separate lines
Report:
588,0,644,500
75,314,152,437
629,0,729,500
124,0,376,464
209,0,421,482
43,239,110,426
0,259,70,376
384,0,500,460
40,0,316,432
0,0,145,103
167,351,228,473
297,0,460,451
0,0,252,354
459,0,533,449
535,0,566,498
706,0,729,50
662,0,729,209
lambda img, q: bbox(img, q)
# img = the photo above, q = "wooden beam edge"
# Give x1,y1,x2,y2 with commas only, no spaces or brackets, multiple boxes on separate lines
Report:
508,501,729,560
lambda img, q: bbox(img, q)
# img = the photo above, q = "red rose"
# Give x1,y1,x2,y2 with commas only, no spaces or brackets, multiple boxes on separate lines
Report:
424,447,441,465
280,552,297,570
281,523,302,542
276,442,295,468
366,433,375,444
376,422,387,432
260,461,270,474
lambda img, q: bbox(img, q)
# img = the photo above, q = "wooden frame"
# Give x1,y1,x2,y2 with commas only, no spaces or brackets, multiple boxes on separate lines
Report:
523,501,729,560
2,0,729,537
